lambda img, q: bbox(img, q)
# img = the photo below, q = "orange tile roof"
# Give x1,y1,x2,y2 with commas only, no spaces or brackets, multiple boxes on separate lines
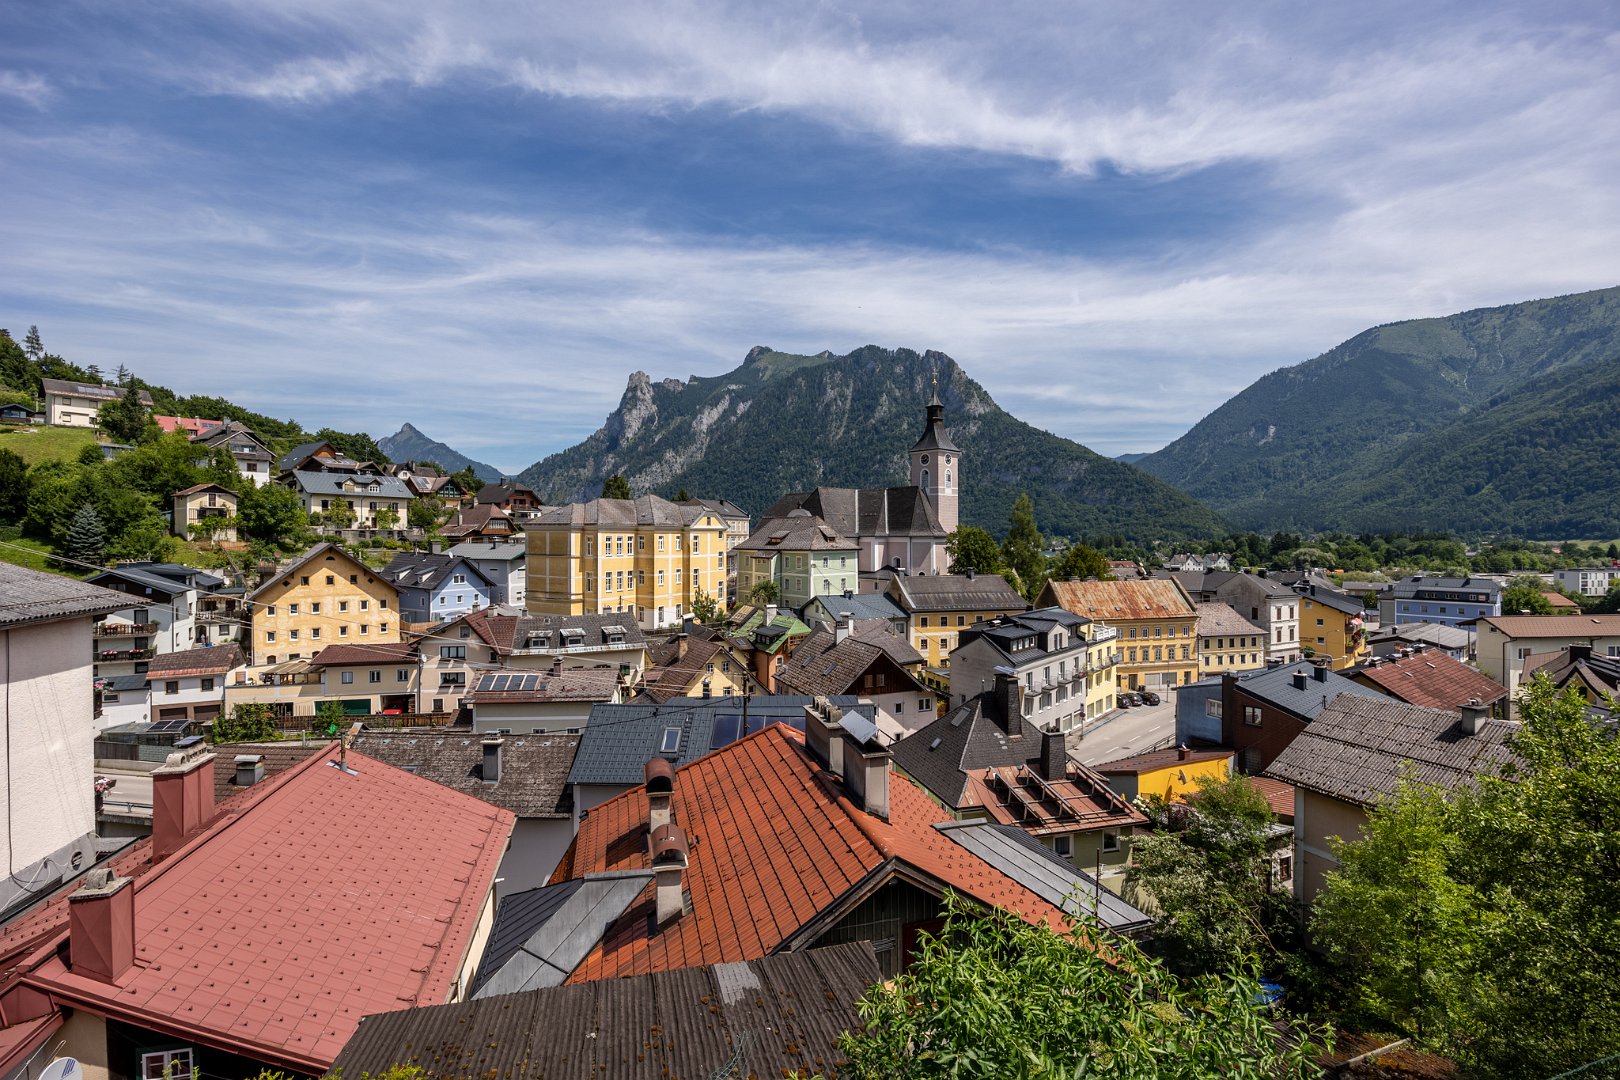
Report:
553,724,1066,983
1246,776,1297,818
145,644,244,679
1043,578,1196,621
1353,651,1508,710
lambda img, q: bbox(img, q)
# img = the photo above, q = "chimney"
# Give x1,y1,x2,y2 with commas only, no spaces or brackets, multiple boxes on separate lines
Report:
69,870,135,983
842,735,892,821
764,603,778,625
992,669,1022,733
650,824,690,928
1569,644,1593,663
1039,729,1067,781
1460,698,1491,736
965,568,975,580
482,734,504,784
1177,744,1189,761
1313,662,1328,682
430,540,443,555
674,632,689,661
233,753,265,787
1291,671,1309,691
835,615,853,644
843,588,854,599
645,757,676,834
151,744,217,860
803,697,846,778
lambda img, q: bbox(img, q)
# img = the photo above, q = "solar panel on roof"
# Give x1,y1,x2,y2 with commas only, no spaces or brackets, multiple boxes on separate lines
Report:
709,714,743,748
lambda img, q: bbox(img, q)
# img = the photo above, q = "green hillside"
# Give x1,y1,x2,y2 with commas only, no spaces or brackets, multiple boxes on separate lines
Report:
517,345,1227,541
1137,286,1620,533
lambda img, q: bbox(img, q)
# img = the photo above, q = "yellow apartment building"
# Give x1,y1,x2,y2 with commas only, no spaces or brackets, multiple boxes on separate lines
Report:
247,543,401,665
884,571,1028,669
1195,601,1268,678
1297,585,1370,669
1039,578,1199,691
525,495,727,631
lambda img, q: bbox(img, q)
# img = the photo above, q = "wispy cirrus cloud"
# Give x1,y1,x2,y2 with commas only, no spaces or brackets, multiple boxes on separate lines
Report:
0,70,49,108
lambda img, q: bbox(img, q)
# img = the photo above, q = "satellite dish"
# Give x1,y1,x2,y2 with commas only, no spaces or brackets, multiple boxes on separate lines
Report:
40,1059,82,1080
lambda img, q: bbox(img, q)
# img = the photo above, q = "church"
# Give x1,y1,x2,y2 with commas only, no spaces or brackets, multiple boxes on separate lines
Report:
761,386,961,575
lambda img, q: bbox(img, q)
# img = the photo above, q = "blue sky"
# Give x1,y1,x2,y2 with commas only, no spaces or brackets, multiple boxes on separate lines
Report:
2,1,1618,474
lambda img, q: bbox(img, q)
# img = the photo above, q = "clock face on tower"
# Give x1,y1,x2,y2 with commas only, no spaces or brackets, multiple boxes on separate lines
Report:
920,455,929,465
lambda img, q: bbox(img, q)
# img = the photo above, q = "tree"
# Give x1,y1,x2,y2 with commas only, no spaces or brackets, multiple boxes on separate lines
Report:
408,495,443,530
23,326,42,360
374,505,399,531
1310,679,1620,1076
831,892,1331,1079
450,466,481,497
64,502,107,566
1127,774,1291,976
945,526,1003,576
602,474,632,500
1048,541,1111,582
1500,575,1554,615
748,579,780,605
689,587,721,624
106,518,176,563
190,514,237,547
0,449,26,523
98,383,150,444
675,487,691,502
324,497,356,529
213,702,281,744
1000,492,1046,602
238,482,307,546
113,363,130,385
314,427,388,465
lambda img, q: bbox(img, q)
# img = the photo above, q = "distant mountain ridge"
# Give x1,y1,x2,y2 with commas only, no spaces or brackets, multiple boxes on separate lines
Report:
377,423,502,482
515,345,1227,541
1137,286,1620,536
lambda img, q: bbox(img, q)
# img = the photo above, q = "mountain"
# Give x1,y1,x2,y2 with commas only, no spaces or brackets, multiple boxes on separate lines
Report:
1114,452,1152,465
377,423,502,482
516,345,1227,541
1137,286,1620,535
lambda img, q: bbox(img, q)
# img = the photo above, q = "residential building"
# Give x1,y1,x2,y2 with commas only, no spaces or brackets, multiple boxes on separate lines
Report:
96,672,151,730
451,538,527,606
192,420,275,485
679,496,750,603
353,730,579,895
1521,644,1620,713
717,604,812,691
0,741,512,1078
40,377,152,427
1164,552,1231,572
775,624,937,735
1173,677,1224,746
1219,660,1385,775
224,641,421,719
1476,614,1620,702
948,607,1119,732
282,469,414,529
546,704,1144,983
1346,646,1509,713
468,666,624,734
641,635,757,702
734,509,860,611
890,682,1150,894
385,460,460,498
525,496,727,629
86,563,224,677
170,482,238,541
1039,578,1197,692
0,402,43,424
1155,569,1301,663
565,695,860,819
1383,573,1503,628
246,542,400,665
1295,584,1369,669
761,389,961,576
1093,746,1234,806
144,644,244,728
802,588,910,639
1194,602,1267,678
0,564,130,915
1553,565,1620,598
277,438,378,474
335,943,883,1079
441,502,515,539
379,549,496,624
476,480,545,518
1367,620,1473,662
884,570,1028,669
1266,696,1517,902
1544,590,1581,610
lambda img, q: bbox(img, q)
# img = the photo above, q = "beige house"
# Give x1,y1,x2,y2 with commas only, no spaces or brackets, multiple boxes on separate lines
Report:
247,543,401,665
1040,578,1199,691
283,470,414,529
1195,601,1267,678
1475,614,1620,705
41,376,152,427
171,482,238,541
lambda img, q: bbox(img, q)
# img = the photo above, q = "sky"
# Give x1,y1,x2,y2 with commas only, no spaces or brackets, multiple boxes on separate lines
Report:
2,1,1618,474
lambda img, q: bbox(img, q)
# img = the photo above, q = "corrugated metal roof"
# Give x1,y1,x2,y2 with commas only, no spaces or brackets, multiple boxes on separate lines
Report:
1043,578,1196,621
0,563,132,628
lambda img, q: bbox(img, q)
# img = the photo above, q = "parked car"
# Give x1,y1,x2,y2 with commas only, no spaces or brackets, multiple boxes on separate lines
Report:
1118,694,1134,708
1139,690,1161,706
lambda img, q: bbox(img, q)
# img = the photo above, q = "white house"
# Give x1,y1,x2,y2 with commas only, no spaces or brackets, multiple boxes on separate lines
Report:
144,644,245,728
40,377,152,428
85,563,223,678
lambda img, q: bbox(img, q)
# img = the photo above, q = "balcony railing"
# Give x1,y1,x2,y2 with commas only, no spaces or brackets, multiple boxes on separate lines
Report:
97,647,155,661
95,622,157,637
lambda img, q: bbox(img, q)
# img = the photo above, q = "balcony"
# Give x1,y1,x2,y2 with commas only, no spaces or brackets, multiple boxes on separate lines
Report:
95,621,157,637
98,647,155,661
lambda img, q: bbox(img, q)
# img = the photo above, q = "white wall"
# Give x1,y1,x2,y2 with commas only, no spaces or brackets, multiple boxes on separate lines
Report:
498,818,573,897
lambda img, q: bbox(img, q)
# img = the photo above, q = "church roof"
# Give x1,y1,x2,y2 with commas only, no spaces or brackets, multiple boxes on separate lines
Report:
763,486,946,541
910,390,960,454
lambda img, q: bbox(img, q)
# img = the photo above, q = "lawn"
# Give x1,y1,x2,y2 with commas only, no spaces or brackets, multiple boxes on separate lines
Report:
0,535,73,575
0,425,100,466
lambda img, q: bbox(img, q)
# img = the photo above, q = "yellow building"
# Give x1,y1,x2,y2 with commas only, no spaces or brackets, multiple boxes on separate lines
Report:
642,636,760,701
884,571,1028,669
1039,578,1199,692
1081,625,1122,719
1195,601,1268,678
171,483,238,542
1093,746,1233,805
247,543,401,665
524,495,727,631
1297,585,1369,669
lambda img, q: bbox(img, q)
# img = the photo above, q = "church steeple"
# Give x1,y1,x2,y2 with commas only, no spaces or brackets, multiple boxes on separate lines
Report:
910,372,960,534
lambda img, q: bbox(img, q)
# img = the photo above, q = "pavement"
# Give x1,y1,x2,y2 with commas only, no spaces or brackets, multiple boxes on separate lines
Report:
95,768,153,821
1071,696,1178,766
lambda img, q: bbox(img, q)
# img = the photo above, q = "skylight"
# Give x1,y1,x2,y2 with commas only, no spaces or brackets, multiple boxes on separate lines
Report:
659,726,681,754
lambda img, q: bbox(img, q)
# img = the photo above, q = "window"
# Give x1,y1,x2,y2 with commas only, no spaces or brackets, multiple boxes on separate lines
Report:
657,569,665,586
142,1049,194,1080
301,576,310,586
289,629,300,640
164,681,179,695
360,624,370,635
1101,832,1120,853
266,631,277,643
939,638,948,653
311,627,321,639
1244,705,1263,727
339,600,349,612
310,602,321,614
1154,626,1163,638
675,569,682,585
360,599,369,610
920,698,930,711
440,671,466,687
369,670,381,683
657,535,665,552
200,677,214,692
265,605,276,616
350,574,358,584
341,671,355,684
289,603,300,615
1277,854,1293,883
1054,835,1072,858
380,599,388,608
397,668,410,682
660,726,681,754
1316,618,1324,626
326,575,335,586
1205,698,1223,719
453,574,465,584
440,645,466,659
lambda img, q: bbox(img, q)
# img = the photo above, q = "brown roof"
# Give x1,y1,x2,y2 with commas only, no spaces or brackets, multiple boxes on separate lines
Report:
961,763,1148,837
1543,591,1580,609
468,666,619,703
310,641,418,666
641,638,726,703
775,629,927,697
1246,776,1296,818
1477,614,1620,637
1351,651,1509,710
1041,578,1196,622
1194,602,1264,638
0,563,132,628
352,731,578,817
145,644,244,680
210,743,323,800
171,482,237,498
1093,747,1232,774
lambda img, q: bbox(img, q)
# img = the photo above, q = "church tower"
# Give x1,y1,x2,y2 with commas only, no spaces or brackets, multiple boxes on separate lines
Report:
910,374,961,534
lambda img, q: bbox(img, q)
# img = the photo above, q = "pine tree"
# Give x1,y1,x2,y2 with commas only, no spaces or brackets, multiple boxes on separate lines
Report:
65,503,107,566
1000,492,1047,602
602,474,632,500
23,326,42,360
114,363,131,385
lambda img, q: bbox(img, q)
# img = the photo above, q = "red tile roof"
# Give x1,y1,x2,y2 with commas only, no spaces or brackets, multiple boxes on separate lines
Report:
1351,651,1508,710
1247,776,1297,818
551,724,1067,983
4,746,513,1074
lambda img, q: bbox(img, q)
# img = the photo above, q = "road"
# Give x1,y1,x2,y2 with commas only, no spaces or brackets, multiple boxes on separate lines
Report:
1071,697,1178,766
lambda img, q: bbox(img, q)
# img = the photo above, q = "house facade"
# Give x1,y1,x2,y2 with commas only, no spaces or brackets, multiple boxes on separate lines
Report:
734,510,860,611
451,538,527,607
170,483,238,541
1194,602,1267,678
193,421,275,486
948,608,1119,732
40,377,152,427
1475,614,1620,701
1040,578,1197,692
1552,566,1620,597
379,550,496,624
1158,570,1302,664
85,563,222,678
284,470,414,529
144,645,244,728
1383,574,1503,627
247,543,401,665
1219,660,1385,775
1295,584,1368,669
885,571,1028,669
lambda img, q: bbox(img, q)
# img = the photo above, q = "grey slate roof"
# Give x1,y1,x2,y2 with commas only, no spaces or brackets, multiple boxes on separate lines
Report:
0,563,133,628
337,941,882,1080
1392,574,1503,600
1264,693,1521,807
807,591,907,623
1231,659,1385,722
567,695,859,787
1195,602,1265,638
449,539,526,561
889,572,1027,613
276,440,338,471
1294,583,1367,616
936,821,1154,934
678,496,750,522
1368,622,1474,650
910,393,961,453
1160,568,1298,599
735,511,858,553
775,629,925,697
40,377,152,404
377,551,495,592
528,495,704,528
762,485,946,541
351,731,578,817
469,871,652,996
286,469,413,499
891,693,1043,808
88,562,224,599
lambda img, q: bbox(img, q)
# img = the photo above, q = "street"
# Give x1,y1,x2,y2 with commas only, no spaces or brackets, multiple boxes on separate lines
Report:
1072,696,1178,766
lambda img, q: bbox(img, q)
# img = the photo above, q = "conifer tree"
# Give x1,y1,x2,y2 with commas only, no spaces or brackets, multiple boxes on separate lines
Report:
1000,492,1046,602
65,502,107,566
23,326,42,360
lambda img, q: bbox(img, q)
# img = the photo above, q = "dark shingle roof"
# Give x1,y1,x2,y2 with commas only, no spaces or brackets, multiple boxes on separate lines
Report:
735,512,858,553
145,644,244,679
890,694,1042,808
1350,651,1509,710
351,731,578,817
1232,659,1385,722
469,872,653,996
807,591,907,622
775,629,925,697
889,572,1026,613
0,563,132,628
762,485,947,541
288,470,413,499
378,552,494,592
1265,693,1520,806
1295,584,1367,616
40,378,152,404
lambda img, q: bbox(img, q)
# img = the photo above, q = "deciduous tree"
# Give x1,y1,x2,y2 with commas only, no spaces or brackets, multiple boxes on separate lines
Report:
1047,541,1111,582
945,526,1003,576
239,482,307,546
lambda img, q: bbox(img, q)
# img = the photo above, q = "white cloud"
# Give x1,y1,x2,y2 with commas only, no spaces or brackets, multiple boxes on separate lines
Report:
0,70,50,108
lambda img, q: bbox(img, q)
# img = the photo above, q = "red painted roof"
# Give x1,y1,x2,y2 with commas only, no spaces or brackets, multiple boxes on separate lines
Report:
1352,651,1508,710
8,745,512,1074
551,723,1066,983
